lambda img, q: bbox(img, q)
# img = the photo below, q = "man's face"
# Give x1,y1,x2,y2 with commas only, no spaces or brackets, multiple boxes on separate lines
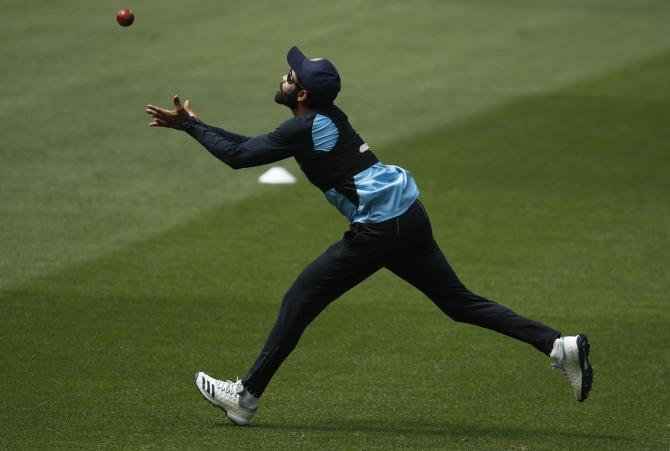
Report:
274,70,302,108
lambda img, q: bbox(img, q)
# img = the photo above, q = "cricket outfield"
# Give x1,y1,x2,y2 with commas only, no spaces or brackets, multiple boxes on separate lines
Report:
1,1,669,449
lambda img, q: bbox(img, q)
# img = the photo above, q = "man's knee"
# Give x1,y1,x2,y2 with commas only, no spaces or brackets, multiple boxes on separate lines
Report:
433,286,492,322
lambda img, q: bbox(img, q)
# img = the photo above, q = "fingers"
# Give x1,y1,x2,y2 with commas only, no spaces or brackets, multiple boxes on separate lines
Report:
145,105,168,118
146,95,184,116
148,118,167,127
145,96,187,127
184,99,196,117
146,104,166,112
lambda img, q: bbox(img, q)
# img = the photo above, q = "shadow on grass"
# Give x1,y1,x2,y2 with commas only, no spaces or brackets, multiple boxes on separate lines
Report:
233,419,637,444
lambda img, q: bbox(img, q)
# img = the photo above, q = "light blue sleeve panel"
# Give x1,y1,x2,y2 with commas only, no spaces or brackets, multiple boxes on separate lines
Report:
325,163,420,223
311,114,339,152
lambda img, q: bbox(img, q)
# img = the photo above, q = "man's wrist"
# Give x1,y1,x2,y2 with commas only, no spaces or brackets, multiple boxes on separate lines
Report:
181,115,197,130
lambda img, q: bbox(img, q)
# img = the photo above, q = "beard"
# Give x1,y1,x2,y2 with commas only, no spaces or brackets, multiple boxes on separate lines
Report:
274,83,300,109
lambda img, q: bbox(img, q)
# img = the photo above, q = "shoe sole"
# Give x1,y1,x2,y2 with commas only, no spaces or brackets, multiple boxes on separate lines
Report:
192,372,252,426
576,334,593,402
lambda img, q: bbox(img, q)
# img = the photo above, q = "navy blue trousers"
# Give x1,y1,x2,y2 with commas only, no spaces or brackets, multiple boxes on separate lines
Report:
242,201,560,396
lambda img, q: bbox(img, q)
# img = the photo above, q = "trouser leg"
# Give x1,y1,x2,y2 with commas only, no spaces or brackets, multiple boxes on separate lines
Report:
242,237,390,397
387,206,560,354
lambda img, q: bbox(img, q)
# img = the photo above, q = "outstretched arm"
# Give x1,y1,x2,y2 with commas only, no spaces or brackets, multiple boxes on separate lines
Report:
146,96,301,169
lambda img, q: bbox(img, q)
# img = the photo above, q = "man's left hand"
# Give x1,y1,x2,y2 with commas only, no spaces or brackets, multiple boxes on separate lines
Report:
146,95,197,130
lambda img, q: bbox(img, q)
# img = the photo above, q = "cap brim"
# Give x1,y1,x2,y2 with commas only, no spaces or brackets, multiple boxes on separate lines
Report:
287,46,307,74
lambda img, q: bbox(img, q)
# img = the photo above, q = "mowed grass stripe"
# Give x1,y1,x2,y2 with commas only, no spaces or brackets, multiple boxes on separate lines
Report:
3,0,670,289
2,52,669,449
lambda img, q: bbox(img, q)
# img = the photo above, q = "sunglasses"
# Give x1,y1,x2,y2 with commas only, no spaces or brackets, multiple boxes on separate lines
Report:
287,70,307,90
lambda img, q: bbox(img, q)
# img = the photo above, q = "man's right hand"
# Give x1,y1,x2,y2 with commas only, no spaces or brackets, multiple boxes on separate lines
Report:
146,95,197,130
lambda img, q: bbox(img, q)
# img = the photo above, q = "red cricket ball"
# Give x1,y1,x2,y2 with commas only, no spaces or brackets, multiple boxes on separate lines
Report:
116,8,134,27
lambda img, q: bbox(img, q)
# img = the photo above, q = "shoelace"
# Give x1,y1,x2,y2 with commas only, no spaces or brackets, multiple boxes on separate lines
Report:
215,378,243,396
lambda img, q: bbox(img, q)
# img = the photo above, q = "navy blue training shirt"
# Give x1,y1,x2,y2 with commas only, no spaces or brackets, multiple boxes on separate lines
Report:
182,105,419,223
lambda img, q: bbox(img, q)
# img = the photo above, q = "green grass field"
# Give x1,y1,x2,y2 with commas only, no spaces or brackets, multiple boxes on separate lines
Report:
1,1,669,449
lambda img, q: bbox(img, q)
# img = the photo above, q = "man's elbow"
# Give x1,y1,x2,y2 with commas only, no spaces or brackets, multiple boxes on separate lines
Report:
225,159,244,170
223,156,255,170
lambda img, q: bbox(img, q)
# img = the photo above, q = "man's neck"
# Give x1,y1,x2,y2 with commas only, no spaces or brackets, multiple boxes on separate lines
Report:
291,103,311,118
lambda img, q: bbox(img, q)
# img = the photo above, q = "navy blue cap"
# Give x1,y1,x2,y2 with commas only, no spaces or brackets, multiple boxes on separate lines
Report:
287,46,340,106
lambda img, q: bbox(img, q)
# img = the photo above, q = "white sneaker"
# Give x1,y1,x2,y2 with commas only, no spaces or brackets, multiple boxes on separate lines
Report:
193,372,259,425
550,334,593,402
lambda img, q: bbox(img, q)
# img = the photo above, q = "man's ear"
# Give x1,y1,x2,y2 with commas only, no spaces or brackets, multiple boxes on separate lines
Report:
298,90,310,102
